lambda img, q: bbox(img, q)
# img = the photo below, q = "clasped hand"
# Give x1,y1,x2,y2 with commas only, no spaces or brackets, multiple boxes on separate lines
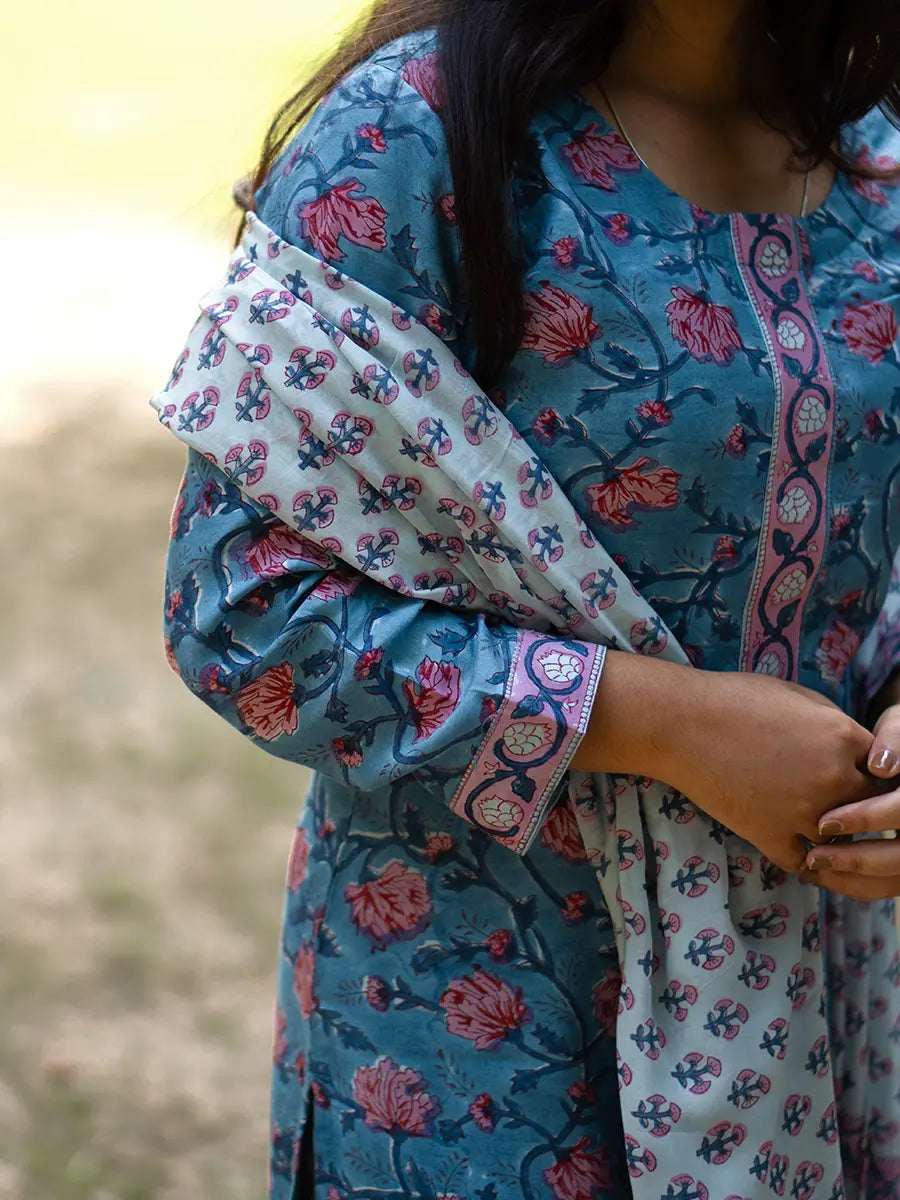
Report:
648,671,900,903
802,701,900,900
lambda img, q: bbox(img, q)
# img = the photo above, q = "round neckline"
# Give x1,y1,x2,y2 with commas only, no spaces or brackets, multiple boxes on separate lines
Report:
565,86,848,226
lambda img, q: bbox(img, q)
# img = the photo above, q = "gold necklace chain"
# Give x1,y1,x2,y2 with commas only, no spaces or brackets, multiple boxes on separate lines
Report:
596,82,811,219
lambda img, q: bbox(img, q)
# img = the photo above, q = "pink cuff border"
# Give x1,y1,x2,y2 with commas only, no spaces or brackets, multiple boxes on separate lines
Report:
448,630,606,855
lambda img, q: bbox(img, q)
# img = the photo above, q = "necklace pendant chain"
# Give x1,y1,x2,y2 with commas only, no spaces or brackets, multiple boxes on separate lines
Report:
597,83,811,219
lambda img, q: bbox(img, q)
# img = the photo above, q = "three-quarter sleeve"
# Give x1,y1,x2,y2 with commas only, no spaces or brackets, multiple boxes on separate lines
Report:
161,40,604,854
165,449,603,854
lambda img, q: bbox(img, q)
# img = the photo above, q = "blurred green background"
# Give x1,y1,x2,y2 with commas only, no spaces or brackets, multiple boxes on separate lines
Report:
0,2,364,1196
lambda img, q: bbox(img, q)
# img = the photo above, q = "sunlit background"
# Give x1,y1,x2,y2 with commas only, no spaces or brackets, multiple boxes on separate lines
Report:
0,3,364,1195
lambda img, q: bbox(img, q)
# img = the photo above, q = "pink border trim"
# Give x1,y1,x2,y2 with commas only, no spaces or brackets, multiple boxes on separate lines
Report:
732,216,837,681
448,630,605,855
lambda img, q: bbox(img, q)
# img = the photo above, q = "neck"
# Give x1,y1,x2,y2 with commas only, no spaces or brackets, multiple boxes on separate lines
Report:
608,0,754,110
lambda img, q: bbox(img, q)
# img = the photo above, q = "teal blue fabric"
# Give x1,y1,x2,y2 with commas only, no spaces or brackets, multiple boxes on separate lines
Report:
163,25,900,1200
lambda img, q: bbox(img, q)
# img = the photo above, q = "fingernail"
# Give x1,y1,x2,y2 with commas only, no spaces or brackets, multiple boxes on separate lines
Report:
818,819,843,838
870,747,899,775
806,853,834,871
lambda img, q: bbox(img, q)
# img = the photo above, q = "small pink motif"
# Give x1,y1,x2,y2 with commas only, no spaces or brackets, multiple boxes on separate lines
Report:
468,1093,497,1132
592,968,622,1036
437,192,456,224
356,122,386,152
353,647,384,680
425,831,454,862
553,236,579,267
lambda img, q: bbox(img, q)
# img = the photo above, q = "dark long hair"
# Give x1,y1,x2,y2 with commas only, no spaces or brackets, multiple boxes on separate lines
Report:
241,0,900,390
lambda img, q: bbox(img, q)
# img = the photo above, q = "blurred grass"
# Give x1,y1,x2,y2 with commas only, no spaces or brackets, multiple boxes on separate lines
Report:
0,1,369,1196
0,0,365,229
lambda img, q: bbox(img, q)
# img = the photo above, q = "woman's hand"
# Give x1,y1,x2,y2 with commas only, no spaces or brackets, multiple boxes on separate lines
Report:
804,700,900,899
574,652,885,874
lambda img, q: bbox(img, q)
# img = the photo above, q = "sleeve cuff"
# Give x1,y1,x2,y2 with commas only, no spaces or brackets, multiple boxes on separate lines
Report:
448,629,606,855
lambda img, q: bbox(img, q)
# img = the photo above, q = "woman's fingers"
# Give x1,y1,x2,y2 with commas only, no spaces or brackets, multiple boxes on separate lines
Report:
806,834,900,877
801,867,900,903
868,702,900,779
817,788,900,839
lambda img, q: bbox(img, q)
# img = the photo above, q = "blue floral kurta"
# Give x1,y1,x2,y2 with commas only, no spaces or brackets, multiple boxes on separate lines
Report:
163,26,900,1200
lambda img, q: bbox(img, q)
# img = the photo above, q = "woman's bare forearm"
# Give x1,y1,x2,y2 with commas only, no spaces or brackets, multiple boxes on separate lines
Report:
570,650,696,780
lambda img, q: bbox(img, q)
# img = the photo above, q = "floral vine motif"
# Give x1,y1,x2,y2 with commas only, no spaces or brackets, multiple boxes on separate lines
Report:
732,218,837,680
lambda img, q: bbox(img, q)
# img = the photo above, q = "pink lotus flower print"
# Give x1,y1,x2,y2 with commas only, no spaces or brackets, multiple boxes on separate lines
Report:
351,1057,440,1136
586,458,681,530
400,51,447,111
293,943,317,1018
521,283,600,363
540,799,587,862
299,181,388,261
851,148,900,205
562,125,641,190
273,1005,288,1065
543,1138,613,1200
402,657,461,741
286,826,310,891
839,300,898,364
345,860,433,946
235,663,299,740
439,967,531,1049
311,573,360,602
243,525,331,578
666,286,741,365
815,621,861,685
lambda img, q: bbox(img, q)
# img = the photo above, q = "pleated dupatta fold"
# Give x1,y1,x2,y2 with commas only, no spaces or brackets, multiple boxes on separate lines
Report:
151,213,900,1196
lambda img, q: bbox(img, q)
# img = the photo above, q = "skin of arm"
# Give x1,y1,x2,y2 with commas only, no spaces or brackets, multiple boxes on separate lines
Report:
571,649,900,899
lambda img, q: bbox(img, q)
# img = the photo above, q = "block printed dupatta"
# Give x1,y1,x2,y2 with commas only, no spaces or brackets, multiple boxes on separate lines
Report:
151,214,900,1197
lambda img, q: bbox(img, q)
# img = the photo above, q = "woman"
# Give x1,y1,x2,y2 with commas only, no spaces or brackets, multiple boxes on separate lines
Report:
160,1,900,1196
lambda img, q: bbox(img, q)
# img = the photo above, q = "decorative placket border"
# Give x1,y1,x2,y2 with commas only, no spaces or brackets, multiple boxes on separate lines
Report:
731,215,837,681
